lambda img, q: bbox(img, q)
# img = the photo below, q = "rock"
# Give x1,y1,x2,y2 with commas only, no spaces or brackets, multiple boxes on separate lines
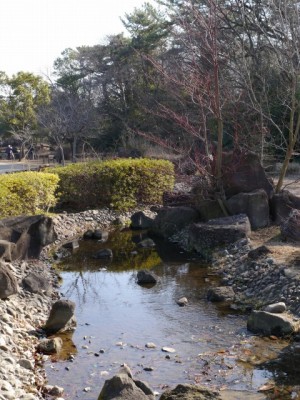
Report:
22,272,51,294
93,248,113,259
18,359,34,370
0,215,57,259
131,211,154,230
93,229,109,241
248,245,271,260
188,214,251,259
160,383,221,399
162,347,176,353
264,302,286,314
150,206,200,239
270,190,300,224
281,209,300,241
62,240,79,250
137,238,156,248
98,373,155,400
222,150,274,199
0,262,19,299
43,300,76,334
207,286,235,302
247,310,300,336
226,189,270,230
145,343,156,349
0,240,17,261
136,270,159,285
177,297,188,306
83,229,94,239
37,337,63,354
194,199,226,222
83,229,109,241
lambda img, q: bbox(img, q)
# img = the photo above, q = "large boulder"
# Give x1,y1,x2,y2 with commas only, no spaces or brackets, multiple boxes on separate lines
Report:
247,310,300,336
222,151,274,199
137,270,159,285
207,286,235,302
22,272,51,294
188,214,251,259
280,209,300,241
0,215,57,260
150,206,200,239
131,212,154,230
43,300,76,334
160,384,221,399
270,190,300,224
0,262,19,299
98,369,155,400
0,240,17,262
195,199,226,222
226,189,270,230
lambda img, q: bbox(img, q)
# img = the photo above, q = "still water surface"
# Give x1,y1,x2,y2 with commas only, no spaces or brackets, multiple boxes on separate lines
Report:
45,229,299,399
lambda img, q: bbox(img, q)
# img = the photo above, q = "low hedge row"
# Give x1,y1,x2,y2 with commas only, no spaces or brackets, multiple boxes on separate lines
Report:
0,171,59,218
47,158,175,210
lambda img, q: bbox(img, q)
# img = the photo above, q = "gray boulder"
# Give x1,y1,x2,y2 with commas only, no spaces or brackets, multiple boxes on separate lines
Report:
98,372,154,400
195,199,226,222
160,384,221,399
207,286,235,302
248,245,271,260
93,229,109,241
247,310,300,336
0,240,17,261
37,337,63,354
264,302,286,314
0,262,18,299
151,206,200,239
62,239,79,250
222,150,274,198
131,212,154,230
188,214,251,259
281,209,300,241
270,190,300,224
93,248,113,259
22,272,51,294
226,189,270,230
137,270,159,285
0,215,57,260
137,238,155,248
43,300,76,334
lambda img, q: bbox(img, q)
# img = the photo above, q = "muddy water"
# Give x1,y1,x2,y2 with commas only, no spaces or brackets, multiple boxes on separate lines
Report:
45,229,299,399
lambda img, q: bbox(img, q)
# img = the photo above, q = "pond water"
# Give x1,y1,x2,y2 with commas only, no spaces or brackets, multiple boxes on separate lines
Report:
45,229,300,400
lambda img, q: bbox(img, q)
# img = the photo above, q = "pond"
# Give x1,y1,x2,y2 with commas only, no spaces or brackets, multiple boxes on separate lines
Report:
45,229,299,400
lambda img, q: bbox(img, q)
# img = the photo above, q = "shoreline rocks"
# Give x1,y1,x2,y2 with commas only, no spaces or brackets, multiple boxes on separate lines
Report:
2,206,300,399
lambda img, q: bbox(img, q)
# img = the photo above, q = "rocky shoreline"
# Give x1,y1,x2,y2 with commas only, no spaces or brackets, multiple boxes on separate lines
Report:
0,208,144,400
1,207,299,400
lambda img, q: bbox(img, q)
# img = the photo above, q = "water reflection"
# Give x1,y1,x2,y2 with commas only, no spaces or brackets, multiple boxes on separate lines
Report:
46,229,296,400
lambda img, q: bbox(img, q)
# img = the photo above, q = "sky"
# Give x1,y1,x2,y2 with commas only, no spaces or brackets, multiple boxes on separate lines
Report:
0,0,154,77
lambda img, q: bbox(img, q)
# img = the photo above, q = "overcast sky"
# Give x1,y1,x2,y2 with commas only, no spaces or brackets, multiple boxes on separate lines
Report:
0,0,154,77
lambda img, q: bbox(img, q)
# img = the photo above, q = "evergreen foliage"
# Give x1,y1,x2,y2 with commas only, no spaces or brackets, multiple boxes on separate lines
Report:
0,172,59,218
47,158,174,210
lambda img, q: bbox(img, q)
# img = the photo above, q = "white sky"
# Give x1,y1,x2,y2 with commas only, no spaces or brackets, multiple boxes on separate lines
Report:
0,0,154,77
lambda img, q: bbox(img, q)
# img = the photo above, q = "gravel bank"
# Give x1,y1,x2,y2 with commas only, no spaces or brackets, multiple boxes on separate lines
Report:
0,208,154,400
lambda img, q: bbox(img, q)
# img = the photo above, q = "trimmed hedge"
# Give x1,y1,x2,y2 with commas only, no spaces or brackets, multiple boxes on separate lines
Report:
47,158,175,210
0,171,60,218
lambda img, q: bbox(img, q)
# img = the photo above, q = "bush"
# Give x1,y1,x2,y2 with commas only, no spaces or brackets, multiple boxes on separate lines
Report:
0,172,60,218
47,158,175,210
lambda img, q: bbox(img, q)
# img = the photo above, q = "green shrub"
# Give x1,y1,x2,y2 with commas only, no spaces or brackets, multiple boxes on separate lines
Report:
48,158,175,210
0,171,59,218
